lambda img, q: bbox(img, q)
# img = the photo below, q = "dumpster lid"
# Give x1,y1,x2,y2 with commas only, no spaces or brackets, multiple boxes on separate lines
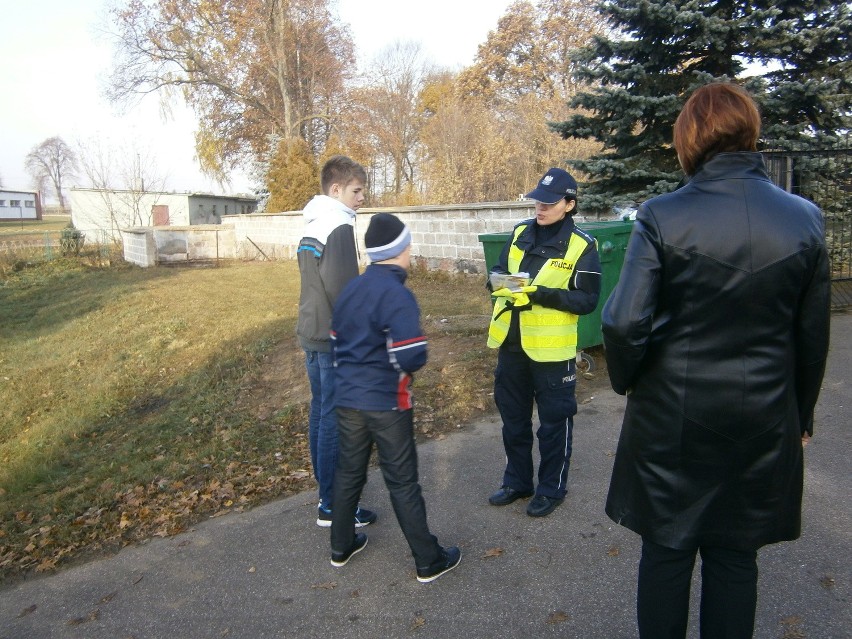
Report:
477,232,512,241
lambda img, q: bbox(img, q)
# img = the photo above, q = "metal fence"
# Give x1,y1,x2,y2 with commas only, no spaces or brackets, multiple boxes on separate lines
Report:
0,230,116,274
763,133,852,310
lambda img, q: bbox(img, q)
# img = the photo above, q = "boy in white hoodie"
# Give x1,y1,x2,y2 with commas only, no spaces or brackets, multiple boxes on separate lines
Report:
296,155,376,528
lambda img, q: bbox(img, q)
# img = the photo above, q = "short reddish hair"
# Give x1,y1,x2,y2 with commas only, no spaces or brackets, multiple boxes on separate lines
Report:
673,83,761,176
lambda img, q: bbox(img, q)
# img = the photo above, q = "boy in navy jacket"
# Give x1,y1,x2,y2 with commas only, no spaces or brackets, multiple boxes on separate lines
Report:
329,213,461,583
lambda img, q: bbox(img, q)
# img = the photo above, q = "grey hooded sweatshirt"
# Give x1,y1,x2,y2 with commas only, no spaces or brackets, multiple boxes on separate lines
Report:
296,195,360,352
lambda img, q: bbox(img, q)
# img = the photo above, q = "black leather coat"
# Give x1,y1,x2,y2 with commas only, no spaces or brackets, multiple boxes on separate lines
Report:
601,152,831,551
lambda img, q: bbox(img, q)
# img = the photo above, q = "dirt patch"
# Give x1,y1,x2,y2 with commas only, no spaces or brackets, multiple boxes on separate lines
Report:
238,343,311,422
242,321,611,439
574,346,612,402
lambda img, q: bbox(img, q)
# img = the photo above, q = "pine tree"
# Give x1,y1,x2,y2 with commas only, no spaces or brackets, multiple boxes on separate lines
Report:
265,138,319,213
753,1,851,147
551,0,851,214
753,1,851,222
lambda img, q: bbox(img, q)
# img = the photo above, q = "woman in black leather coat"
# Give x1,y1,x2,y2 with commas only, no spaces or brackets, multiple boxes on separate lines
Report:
601,83,831,638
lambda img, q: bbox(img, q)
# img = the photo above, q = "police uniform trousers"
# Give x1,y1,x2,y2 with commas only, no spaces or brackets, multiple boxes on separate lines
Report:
493,347,577,499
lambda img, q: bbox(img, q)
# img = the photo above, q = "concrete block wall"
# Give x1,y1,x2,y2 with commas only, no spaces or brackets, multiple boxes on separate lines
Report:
122,226,236,266
226,202,536,274
121,228,157,267
125,202,603,271
156,226,237,263
227,212,302,261
375,203,534,273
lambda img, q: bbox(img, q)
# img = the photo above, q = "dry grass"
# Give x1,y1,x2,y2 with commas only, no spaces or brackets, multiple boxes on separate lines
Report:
0,258,503,582
0,218,70,236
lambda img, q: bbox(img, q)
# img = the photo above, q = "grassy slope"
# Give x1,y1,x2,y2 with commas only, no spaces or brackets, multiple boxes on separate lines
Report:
0,260,496,581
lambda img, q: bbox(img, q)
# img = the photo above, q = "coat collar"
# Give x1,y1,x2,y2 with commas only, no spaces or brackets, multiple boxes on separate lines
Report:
366,262,408,284
515,215,576,252
690,152,771,184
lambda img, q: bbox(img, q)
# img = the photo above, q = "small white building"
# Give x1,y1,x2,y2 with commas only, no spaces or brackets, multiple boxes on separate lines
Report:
70,188,258,242
0,189,42,221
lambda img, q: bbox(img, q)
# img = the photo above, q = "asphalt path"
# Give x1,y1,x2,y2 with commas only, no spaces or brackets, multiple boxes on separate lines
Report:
2,313,850,639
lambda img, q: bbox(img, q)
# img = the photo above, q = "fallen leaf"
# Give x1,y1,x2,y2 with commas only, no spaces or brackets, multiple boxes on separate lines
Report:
311,581,337,590
67,610,100,626
35,558,57,572
607,546,620,557
99,592,116,604
17,605,37,618
819,575,835,589
248,566,256,573
546,611,571,625
482,547,504,559
410,616,426,630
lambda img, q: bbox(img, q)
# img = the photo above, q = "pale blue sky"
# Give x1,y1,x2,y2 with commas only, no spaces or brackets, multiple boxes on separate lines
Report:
0,0,512,196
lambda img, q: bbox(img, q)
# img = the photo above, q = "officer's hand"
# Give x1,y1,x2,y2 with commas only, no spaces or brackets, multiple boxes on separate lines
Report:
530,285,553,296
528,285,557,305
512,292,531,306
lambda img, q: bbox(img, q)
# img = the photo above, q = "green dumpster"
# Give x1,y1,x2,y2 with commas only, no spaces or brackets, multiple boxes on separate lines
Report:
478,220,634,351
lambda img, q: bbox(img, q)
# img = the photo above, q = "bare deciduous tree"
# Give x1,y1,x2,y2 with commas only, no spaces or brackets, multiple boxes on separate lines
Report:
348,41,433,203
25,136,78,210
75,138,168,239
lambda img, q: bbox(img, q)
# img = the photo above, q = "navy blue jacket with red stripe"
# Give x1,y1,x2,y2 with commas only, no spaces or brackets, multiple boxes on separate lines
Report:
331,264,428,411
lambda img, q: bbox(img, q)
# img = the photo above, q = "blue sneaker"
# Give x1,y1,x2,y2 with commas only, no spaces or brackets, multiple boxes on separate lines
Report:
316,504,377,528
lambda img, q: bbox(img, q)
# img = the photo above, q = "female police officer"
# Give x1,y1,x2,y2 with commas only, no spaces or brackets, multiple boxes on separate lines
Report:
486,167,601,517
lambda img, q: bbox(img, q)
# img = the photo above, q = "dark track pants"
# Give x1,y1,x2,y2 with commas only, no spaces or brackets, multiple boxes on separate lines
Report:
331,407,441,568
493,348,577,499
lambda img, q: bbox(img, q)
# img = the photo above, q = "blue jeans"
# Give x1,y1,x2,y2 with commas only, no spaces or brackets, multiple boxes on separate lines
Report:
305,350,338,507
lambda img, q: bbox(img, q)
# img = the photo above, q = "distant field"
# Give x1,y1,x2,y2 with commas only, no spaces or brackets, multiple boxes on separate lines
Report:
0,218,70,235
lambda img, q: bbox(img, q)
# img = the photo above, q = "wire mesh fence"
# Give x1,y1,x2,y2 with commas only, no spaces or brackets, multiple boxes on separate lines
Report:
763,133,852,310
0,230,118,276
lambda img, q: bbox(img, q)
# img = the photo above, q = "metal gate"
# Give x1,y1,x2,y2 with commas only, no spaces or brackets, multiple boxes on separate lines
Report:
763,134,852,310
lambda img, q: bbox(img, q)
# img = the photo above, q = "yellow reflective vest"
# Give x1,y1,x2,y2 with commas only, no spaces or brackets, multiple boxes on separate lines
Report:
487,223,591,362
